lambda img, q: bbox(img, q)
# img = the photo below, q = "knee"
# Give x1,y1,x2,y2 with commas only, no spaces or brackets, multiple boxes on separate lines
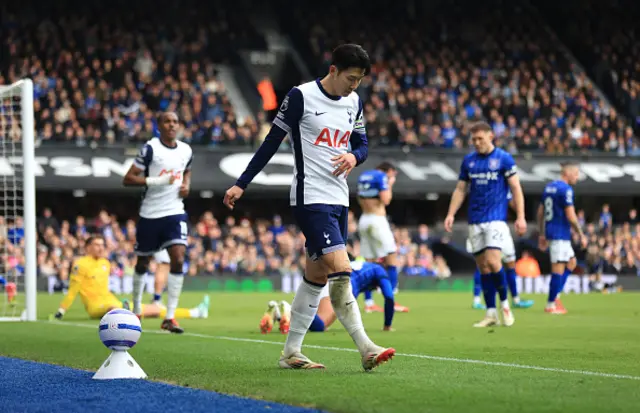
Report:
135,258,149,274
169,260,184,274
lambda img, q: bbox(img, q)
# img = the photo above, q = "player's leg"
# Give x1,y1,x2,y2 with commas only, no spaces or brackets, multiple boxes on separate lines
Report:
141,295,209,319
152,250,170,305
326,206,394,370
501,232,534,308
162,243,187,333
472,267,486,309
133,216,160,316
468,238,485,310
309,288,336,332
546,241,575,314
472,222,513,327
378,277,395,331
357,214,383,312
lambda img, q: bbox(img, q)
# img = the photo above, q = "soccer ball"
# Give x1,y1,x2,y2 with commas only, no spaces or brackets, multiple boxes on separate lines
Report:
98,309,142,351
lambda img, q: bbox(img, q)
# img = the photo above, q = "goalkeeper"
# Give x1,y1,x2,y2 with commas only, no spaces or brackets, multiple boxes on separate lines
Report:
53,235,209,320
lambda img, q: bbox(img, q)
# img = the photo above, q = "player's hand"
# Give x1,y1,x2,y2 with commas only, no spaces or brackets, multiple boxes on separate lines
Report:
331,153,357,178
169,174,177,185
579,233,588,248
223,185,244,210
179,183,189,198
54,311,64,320
515,217,527,236
444,215,455,232
538,236,548,250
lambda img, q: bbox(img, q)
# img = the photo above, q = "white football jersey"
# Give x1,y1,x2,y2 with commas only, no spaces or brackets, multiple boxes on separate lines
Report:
133,137,193,219
274,80,365,207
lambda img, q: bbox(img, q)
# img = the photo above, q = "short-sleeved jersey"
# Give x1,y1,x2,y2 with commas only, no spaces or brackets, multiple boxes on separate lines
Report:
350,260,388,292
134,137,193,219
274,80,365,207
541,180,574,240
59,256,111,311
357,170,389,198
459,148,517,224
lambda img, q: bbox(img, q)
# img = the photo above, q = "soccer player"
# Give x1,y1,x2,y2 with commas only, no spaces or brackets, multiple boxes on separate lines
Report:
357,162,409,314
224,44,395,371
123,111,193,334
469,191,534,310
444,121,527,328
53,236,209,320
537,162,585,314
261,260,395,333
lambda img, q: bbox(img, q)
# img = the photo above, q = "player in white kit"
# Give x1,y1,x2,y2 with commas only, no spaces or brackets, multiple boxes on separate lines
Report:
224,44,395,371
123,112,193,334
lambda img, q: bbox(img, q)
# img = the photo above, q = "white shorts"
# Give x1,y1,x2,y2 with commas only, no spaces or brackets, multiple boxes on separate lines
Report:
467,221,512,256
466,232,515,263
358,214,396,259
549,240,575,263
153,249,170,264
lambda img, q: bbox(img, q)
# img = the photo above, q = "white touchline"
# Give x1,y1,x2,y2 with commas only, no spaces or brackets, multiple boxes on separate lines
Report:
42,320,640,381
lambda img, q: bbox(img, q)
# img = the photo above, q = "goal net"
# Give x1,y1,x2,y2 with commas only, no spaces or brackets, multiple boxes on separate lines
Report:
0,79,37,321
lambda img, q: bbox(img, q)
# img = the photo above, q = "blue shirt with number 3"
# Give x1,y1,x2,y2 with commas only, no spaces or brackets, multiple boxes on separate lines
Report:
541,180,574,240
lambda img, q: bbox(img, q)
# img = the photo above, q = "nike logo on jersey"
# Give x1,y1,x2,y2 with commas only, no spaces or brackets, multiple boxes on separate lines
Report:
315,111,327,116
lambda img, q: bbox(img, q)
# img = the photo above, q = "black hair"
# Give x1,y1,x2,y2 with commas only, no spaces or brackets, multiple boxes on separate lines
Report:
347,252,356,261
331,44,371,76
376,161,396,173
86,234,104,246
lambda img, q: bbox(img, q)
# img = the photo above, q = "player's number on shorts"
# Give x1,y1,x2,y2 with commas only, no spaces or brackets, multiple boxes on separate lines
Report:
180,221,188,239
544,197,554,222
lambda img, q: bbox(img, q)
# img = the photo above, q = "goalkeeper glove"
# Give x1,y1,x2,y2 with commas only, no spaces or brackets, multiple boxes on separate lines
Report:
54,308,65,320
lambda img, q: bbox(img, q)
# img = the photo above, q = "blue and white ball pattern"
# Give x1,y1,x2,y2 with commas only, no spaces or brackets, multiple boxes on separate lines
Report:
98,309,142,351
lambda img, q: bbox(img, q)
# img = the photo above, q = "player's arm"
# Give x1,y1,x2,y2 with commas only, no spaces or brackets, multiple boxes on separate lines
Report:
563,188,585,240
122,143,173,187
378,174,392,206
333,98,368,177
55,261,83,319
444,180,468,232
236,88,303,190
180,154,193,198
504,155,526,235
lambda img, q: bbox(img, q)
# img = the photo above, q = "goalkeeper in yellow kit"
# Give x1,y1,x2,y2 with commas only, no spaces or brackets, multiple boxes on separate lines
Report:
53,235,209,320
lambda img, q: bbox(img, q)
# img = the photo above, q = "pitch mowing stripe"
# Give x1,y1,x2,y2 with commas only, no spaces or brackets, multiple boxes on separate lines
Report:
42,320,640,381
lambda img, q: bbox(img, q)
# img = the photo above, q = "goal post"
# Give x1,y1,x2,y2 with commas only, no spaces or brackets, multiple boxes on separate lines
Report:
0,79,37,321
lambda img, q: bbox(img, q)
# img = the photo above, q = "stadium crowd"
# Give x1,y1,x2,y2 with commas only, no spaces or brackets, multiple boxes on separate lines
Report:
0,208,453,285
282,0,640,154
1,203,639,291
1,0,639,154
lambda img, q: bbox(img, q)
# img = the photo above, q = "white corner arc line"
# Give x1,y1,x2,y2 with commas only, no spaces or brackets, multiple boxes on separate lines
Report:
41,321,640,381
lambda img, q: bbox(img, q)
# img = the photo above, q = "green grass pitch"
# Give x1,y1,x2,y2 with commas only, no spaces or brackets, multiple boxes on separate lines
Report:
1,291,639,413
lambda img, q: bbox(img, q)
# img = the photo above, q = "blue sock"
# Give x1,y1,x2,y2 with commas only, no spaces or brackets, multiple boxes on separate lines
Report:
560,267,572,292
309,315,325,332
384,298,395,328
153,293,162,302
473,268,482,297
506,267,518,299
386,265,398,290
493,267,508,302
480,273,496,309
548,273,563,303
364,289,373,302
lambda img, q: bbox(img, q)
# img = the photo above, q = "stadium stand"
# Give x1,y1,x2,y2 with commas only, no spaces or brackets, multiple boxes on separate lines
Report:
537,0,640,151
279,0,639,153
0,0,267,146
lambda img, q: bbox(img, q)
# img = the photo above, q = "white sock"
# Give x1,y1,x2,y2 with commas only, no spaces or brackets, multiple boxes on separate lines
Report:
513,296,520,304
166,273,184,320
487,308,498,318
501,300,510,309
330,276,376,356
473,296,482,305
283,279,323,357
365,298,375,307
133,272,146,314
272,301,282,321
189,308,199,318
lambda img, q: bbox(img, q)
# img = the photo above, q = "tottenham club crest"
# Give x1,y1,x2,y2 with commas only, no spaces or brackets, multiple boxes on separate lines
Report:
489,159,500,170
347,109,353,124
280,96,289,112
